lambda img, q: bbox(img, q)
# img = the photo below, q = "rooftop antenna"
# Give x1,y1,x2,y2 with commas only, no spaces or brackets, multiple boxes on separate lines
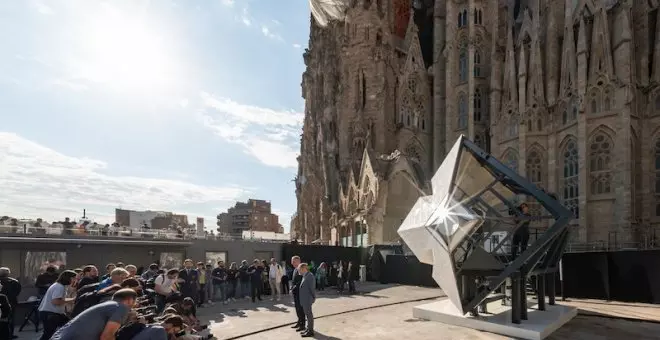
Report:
83,209,86,218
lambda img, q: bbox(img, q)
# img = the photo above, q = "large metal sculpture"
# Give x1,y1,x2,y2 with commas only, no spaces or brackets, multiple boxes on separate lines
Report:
398,135,573,323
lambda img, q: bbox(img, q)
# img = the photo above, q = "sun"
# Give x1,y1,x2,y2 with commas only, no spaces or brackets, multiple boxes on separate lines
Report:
80,7,177,93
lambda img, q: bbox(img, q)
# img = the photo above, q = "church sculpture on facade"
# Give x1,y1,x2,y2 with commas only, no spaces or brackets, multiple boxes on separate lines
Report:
293,0,658,248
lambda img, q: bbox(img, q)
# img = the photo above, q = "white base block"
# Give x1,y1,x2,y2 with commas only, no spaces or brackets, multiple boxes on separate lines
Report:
413,299,577,340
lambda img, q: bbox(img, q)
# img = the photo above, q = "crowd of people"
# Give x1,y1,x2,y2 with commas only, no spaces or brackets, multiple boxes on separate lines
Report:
0,256,361,339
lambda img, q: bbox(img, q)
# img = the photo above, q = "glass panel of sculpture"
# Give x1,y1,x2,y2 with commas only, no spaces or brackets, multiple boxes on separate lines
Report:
398,135,573,315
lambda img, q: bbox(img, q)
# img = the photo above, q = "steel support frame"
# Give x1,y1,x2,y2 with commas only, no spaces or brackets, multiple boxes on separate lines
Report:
456,137,573,314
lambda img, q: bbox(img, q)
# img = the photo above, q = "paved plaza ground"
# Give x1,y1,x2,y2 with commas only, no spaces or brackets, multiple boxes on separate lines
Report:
14,283,660,339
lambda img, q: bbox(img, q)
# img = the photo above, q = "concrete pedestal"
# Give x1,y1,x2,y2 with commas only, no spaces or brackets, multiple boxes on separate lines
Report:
413,299,577,340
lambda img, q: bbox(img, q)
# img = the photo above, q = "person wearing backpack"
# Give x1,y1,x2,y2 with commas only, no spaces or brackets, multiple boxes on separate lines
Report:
154,269,180,313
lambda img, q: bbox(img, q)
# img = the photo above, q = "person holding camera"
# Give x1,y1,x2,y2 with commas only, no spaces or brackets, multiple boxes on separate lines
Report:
130,314,185,340
38,270,77,340
50,288,138,340
155,269,180,313
511,203,531,259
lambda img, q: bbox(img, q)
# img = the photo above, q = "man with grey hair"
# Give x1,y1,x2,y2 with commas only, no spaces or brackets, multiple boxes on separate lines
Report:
290,255,305,332
0,267,21,338
298,263,316,337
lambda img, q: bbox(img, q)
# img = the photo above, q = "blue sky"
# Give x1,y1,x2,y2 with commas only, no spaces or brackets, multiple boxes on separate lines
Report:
0,0,311,231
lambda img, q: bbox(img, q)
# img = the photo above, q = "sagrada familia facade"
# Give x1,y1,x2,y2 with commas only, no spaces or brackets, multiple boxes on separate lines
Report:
292,0,659,248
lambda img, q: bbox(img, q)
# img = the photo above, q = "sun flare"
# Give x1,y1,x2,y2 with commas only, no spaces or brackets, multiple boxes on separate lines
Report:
79,7,177,93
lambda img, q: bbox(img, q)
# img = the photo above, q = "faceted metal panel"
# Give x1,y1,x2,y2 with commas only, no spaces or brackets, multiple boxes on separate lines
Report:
398,135,573,315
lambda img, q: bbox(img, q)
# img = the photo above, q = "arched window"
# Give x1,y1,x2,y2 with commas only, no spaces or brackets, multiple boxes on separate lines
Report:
655,139,660,216
561,139,579,218
508,115,519,137
474,9,478,24
421,119,425,130
526,150,543,185
459,50,468,82
590,99,597,114
537,119,542,131
562,109,568,125
589,133,612,195
474,89,482,121
603,89,611,111
458,94,467,129
474,50,482,77
457,12,462,28
527,119,532,132
503,149,519,173
361,70,367,109
463,9,468,26
478,10,482,25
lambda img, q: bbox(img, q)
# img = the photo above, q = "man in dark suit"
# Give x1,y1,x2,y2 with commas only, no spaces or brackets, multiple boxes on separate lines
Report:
298,263,316,337
289,255,305,332
178,259,199,303
0,267,21,339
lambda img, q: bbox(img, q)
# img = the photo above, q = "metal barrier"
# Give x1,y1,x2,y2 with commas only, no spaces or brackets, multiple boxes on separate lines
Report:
0,225,289,243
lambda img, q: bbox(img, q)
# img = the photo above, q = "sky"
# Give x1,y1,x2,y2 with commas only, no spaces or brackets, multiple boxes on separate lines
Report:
0,0,311,232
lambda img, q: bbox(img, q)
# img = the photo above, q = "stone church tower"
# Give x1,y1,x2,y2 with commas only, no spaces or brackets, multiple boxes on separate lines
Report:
293,0,659,248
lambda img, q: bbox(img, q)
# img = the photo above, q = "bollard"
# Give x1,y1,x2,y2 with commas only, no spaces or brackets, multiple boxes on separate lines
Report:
537,274,546,311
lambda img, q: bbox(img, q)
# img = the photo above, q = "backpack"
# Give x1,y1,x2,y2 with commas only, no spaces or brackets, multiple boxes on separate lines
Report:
76,282,100,299
115,322,146,340
70,291,105,318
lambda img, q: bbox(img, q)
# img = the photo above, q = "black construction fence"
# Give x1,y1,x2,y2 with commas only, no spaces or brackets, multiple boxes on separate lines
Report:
283,244,660,304
374,247,660,304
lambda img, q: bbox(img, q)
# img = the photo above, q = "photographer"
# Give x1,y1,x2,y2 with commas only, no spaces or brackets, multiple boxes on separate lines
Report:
511,203,531,259
97,268,130,291
51,288,138,340
38,270,77,340
130,314,185,340
155,269,180,313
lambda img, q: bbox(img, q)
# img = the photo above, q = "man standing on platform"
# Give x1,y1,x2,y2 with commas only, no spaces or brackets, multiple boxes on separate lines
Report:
290,255,305,332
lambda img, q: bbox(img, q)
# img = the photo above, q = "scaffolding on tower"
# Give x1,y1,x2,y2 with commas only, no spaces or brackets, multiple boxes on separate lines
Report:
309,0,349,26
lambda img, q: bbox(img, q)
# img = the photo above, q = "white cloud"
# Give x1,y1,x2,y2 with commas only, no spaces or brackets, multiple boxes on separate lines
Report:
179,98,189,108
31,0,54,15
220,0,235,7
292,43,302,49
199,92,302,169
238,6,251,26
51,79,88,92
261,25,283,41
0,132,248,223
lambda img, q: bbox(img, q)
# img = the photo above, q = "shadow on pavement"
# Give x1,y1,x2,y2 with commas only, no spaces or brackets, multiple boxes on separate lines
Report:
309,331,343,340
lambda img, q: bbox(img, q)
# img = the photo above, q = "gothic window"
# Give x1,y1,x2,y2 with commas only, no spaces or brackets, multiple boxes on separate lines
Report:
361,70,367,109
561,139,579,218
655,139,660,216
526,150,543,185
503,149,519,172
474,50,482,77
603,89,611,111
478,10,483,25
407,115,411,126
589,133,612,195
507,115,519,138
458,94,467,129
474,88,482,121
562,109,568,125
459,50,468,82
458,12,462,28
458,9,468,27
527,119,532,132
421,119,426,130
537,119,542,131
589,90,600,114
463,9,468,26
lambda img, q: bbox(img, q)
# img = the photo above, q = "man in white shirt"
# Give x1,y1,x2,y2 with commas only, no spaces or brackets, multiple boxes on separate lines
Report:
268,258,283,301
154,268,179,312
